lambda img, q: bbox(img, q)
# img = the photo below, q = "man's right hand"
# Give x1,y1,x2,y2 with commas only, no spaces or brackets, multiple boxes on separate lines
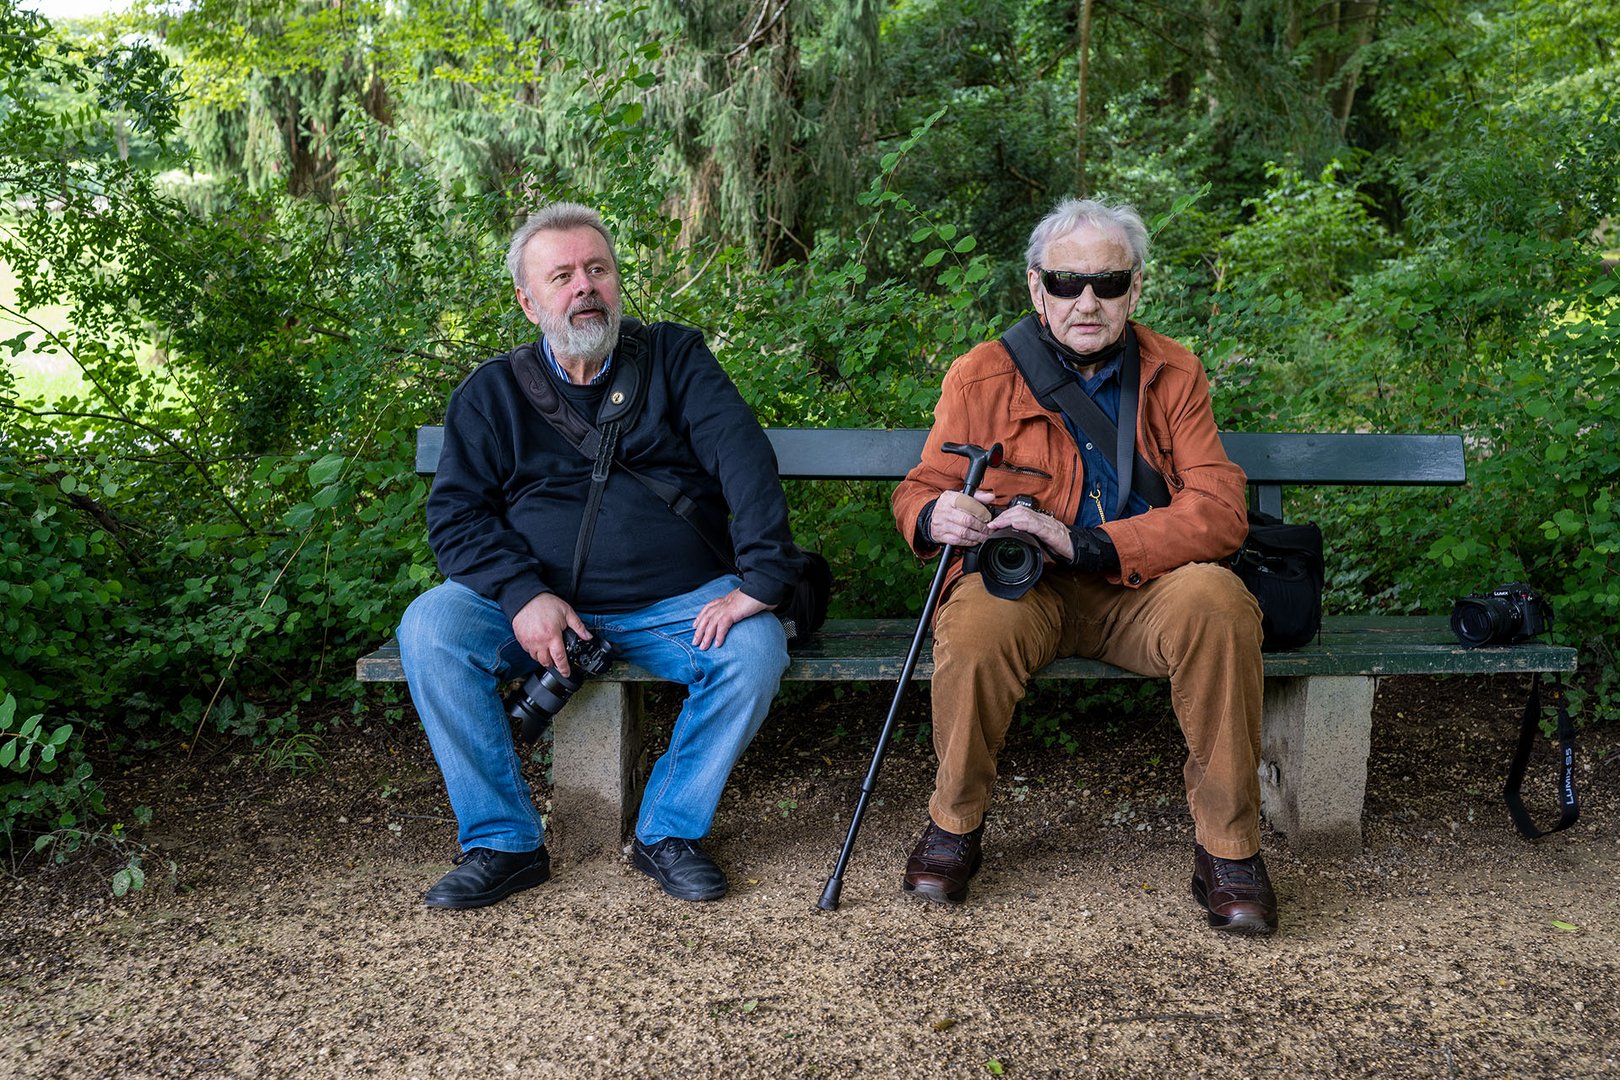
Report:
512,593,591,677
927,489,996,548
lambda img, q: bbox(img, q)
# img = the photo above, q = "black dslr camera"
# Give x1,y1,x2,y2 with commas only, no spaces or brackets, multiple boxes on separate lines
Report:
504,628,616,742
963,494,1047,601
1449,582,1552,648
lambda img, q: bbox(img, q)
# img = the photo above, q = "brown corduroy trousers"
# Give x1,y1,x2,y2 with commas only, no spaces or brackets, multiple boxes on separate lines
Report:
928,561,1265,860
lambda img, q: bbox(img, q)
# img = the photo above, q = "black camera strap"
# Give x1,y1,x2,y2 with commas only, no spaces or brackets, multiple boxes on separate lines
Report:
1000,314,1171,513
1503,673,1579,839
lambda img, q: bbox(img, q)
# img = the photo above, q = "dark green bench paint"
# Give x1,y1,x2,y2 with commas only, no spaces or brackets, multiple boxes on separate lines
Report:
363,426,1574,855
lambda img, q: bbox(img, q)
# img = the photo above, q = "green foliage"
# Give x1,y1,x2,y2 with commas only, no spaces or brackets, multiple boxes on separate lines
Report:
1218,160,1391,302
1,693,106,857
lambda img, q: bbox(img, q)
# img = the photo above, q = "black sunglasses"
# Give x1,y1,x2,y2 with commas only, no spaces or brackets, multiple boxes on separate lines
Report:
1039,268,1135,300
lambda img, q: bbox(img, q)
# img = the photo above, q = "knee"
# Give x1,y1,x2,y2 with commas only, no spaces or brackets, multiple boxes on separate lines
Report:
398,582,494,661
717,613,789,687
933,578,1054,676
398,586,451,653
1162,564,1261,646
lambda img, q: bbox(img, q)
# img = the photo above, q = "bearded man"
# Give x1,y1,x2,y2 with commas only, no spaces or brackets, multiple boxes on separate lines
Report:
398,202,800,908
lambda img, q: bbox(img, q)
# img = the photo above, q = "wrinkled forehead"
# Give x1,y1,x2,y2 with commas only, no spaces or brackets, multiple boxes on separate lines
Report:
1039,221,1134,271
522,226,616,274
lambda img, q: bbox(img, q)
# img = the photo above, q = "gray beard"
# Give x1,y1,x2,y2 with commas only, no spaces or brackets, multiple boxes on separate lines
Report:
539,303,621,366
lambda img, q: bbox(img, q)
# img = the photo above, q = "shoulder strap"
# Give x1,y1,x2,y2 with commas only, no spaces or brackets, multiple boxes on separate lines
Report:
509,317,651,456
1000,315,1171,512
509,319,736,579
1504,673,1580,839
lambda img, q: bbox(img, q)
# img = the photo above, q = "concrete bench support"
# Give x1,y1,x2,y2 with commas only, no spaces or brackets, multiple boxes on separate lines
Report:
548,682,646,858
1258,675,1378,853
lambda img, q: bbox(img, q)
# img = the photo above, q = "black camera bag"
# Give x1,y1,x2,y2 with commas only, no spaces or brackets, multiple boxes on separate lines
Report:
509,319,831,644
1227,509,1323,651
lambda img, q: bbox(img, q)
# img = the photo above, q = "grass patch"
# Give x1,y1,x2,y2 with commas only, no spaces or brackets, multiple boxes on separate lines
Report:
1,255,87,402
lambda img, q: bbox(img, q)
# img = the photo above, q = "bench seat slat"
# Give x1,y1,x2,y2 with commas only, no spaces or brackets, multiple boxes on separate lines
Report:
356,614,1573,684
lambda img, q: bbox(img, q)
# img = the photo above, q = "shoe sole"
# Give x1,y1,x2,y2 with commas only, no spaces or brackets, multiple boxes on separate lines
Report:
902,879,969,905
1191,877,1277,935
423,862,551,910
631,852,727,902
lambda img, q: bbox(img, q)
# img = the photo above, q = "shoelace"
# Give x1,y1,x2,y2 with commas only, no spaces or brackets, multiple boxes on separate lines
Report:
918,826,975,863
648,838,703,861
1210,854,1266,891
451,848,489,867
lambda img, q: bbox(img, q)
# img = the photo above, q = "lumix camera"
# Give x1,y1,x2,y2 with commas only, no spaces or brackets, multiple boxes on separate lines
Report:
1449,582,1552,648
504,628,616,742
963,494,1047,601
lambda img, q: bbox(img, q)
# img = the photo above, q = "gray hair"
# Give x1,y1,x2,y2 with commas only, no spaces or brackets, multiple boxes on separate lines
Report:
506,202,618,289
1025,198,1149,273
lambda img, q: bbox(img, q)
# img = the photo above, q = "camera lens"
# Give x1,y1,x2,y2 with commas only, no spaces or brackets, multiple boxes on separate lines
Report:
986,536,1040,586
975,531,1044,601
502,630,616,742
1450,596,1519,647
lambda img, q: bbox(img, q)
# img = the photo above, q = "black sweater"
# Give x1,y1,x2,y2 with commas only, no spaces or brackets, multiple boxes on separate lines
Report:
426,322,800,619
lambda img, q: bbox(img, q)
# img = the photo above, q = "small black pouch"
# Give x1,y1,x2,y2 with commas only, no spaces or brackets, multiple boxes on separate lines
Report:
775,549,833,645
1228,509,1324,651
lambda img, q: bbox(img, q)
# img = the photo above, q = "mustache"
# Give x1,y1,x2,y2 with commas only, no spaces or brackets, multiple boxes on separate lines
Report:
569,297,610,317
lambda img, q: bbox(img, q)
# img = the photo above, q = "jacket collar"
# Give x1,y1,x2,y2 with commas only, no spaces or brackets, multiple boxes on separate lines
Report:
1005,319,1164,423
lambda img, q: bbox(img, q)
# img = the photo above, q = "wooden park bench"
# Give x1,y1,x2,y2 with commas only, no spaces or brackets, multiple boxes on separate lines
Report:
358,427,1577,856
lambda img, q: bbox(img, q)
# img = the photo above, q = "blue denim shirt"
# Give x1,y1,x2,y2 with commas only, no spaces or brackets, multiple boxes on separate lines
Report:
1059,353,1152,528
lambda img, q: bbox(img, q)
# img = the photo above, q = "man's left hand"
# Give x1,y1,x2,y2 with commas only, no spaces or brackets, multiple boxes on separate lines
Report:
985,504,1074,562
693,588,773,651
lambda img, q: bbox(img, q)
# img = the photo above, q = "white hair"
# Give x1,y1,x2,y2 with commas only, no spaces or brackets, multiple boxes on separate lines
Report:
505,202,618,289
1025,198,1149,272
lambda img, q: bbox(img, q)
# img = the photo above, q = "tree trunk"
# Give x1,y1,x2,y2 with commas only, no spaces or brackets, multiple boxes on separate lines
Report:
1075,0,1094,196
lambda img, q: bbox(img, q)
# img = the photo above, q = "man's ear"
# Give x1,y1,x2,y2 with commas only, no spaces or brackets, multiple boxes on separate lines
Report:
515,284,540,325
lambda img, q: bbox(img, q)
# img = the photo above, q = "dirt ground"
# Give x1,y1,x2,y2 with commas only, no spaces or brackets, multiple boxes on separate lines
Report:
2,673,1617,1079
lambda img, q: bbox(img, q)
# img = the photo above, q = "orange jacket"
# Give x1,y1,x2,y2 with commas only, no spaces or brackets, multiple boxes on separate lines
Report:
891,321,1248,596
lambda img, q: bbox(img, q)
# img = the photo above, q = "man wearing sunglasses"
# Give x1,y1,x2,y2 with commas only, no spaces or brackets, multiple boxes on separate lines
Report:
890,198,1275,934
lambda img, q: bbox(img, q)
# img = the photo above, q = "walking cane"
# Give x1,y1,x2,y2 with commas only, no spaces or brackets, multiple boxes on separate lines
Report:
817,441,1003,911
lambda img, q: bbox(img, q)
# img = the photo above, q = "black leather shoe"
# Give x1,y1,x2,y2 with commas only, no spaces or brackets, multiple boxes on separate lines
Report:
423,846,550,910
902,819,984,904
632,837,728,901
1191,843,1278,935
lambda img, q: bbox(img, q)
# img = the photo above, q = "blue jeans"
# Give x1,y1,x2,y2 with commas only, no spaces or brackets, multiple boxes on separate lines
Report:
398,576,788,854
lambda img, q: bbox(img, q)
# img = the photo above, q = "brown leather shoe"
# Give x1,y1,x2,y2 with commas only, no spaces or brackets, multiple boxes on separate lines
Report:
902,820,984,904
1191,843,1278,935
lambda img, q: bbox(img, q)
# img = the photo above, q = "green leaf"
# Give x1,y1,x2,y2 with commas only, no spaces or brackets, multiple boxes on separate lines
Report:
307,454,346,487
920,248,946,268
1552,920,1579,932
986,1060,1004,1076
0,741,18,769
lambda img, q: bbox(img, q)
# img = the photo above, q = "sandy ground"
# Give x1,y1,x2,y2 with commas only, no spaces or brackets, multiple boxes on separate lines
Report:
2,674,1617,1079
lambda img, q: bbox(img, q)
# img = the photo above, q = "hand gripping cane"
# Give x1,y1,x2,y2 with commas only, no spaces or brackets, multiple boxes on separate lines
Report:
817,441,1003,911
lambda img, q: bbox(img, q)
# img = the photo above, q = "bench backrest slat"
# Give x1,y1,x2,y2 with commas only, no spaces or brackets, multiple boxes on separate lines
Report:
414,425,1465,489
